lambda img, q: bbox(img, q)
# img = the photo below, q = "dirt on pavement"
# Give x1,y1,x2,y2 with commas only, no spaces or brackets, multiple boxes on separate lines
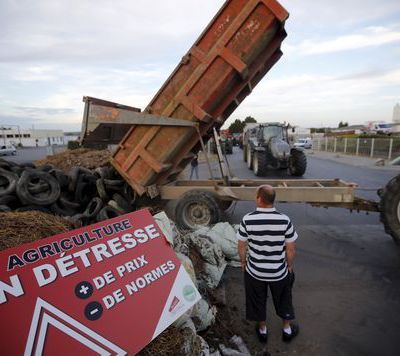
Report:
35,148,111,172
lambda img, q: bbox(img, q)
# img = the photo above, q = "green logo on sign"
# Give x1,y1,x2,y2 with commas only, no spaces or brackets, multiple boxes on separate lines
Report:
183,285,196,302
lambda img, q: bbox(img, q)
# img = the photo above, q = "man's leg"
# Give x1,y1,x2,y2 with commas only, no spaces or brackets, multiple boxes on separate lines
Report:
244,271,268,342
269,273,298,342
190,167,194,180
195,165,199,179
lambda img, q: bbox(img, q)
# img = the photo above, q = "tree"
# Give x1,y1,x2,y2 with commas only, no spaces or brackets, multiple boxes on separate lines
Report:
244,116,257,124
338,121,349,128
228,119,245,133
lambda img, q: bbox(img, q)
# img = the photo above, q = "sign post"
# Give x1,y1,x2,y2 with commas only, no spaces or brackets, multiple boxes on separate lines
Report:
0,209,200,355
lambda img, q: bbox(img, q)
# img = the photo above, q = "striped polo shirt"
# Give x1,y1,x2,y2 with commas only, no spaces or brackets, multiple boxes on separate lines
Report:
237,207,298,282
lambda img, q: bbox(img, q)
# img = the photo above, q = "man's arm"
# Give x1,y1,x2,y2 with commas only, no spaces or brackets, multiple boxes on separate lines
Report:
286,241,295,272
238,240,248,272
285,219,298,272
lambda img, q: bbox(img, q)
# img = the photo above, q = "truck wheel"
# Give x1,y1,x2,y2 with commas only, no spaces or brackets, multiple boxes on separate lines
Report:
243,145,248,162
176,190,222,230
379,174,400,243
289,150,307,176
253,152,268,177
247,148,253,170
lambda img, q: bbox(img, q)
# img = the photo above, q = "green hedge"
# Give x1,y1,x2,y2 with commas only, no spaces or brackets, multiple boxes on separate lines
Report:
67,140,80,150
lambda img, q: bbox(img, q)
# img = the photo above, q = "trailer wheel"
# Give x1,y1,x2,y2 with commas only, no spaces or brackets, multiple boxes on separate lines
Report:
379,174,400,243
220,200,234,211
247,148,253,170
253,152,268,177
289,149,307,176
176,190,222,230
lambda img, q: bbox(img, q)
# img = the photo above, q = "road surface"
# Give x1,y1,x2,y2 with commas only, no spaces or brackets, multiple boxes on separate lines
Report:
197,147,400,356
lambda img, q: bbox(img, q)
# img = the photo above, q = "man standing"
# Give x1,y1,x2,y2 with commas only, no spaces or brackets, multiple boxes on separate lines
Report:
237,185,299,344
190,154,199,180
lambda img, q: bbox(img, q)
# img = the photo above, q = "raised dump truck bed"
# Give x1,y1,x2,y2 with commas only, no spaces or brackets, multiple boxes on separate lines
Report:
109,0,289,195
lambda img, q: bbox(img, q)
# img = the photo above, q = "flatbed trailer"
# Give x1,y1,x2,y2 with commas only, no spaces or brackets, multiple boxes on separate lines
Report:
81,97,386,233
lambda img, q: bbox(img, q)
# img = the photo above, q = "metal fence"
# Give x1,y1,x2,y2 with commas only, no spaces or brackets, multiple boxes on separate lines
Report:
314,137,400,160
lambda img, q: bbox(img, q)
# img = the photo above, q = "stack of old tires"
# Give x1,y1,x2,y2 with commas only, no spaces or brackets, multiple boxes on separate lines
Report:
0,158,136,226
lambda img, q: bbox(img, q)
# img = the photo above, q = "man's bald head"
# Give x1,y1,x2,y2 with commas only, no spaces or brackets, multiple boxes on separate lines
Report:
256,185,276,207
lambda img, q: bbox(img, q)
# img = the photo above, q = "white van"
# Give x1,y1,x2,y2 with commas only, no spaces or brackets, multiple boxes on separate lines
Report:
294,138,312,149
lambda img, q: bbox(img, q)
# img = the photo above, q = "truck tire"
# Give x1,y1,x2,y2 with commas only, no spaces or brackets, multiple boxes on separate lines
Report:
97,206,122,222
16,170,61,206
0,169,18,197
289,150,307,176
176,190,222,230
247,148,253,170
83,197,103,218
243,145,248,162
253,152,268,177
379,174,400,243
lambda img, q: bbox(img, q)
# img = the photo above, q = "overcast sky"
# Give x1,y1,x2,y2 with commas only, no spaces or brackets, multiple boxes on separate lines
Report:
0,0,399,131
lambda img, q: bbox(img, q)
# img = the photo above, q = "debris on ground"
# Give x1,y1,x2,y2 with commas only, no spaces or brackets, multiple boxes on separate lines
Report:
193,223,241,265
138,326,186,356
35,148,111,172
0,211,73,251
0,202,248,356
153,215,247,355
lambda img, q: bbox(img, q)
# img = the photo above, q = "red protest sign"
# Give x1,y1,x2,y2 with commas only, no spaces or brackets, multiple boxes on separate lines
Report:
0,209,200,355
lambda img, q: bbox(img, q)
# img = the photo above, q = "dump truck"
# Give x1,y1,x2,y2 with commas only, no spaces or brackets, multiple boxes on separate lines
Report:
80,0,400,243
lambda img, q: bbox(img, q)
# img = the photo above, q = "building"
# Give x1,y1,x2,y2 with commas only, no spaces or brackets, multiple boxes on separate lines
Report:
393,103,400,123
0,127,65,147
289,126,311,138
331,125,365,136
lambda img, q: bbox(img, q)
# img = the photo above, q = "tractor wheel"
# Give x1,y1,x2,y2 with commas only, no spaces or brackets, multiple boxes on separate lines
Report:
247,148,253,170
176,190,222,230
289,150,307,176
243,145,248,162
379,174,400,243
253,152,268,177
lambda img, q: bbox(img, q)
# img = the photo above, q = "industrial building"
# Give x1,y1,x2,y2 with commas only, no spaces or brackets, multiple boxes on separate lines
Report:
0,127,65,147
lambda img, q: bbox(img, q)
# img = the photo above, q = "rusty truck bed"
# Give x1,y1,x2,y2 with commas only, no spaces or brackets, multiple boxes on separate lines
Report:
110,0,289,195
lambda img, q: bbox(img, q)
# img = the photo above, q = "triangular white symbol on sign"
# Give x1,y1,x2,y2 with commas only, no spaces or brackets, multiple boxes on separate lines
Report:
24,298,126,356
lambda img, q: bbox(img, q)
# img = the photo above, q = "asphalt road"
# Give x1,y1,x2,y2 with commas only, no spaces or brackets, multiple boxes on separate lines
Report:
1,146,66,164
201,147,400,356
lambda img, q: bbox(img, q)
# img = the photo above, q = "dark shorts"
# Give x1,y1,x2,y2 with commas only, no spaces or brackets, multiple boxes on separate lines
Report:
244,271,295,321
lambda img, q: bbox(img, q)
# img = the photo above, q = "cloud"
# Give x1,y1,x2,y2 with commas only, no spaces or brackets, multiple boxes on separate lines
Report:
286,26,400,55
13,106,76,116
227,67,400,127
280,0,400,29
0,0,398,131
0,0,225,64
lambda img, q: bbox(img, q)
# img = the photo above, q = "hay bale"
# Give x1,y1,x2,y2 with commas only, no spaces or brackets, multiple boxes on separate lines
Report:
0,212,73,251
138,326,186,356
35,148,111,172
